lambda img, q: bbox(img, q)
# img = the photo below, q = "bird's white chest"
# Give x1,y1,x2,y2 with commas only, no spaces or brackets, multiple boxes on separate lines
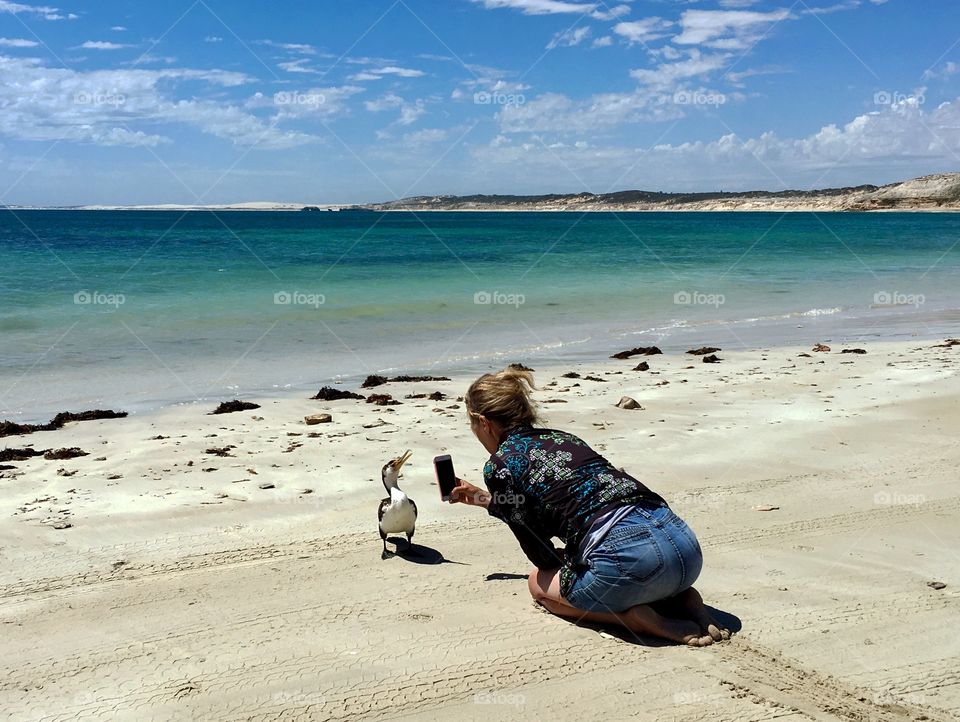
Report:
380,491,416,533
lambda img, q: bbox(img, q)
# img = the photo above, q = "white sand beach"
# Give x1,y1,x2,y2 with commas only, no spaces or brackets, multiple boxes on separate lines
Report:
1,339,958,721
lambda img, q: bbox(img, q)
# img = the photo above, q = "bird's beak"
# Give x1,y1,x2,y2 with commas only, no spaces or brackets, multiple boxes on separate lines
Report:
394,449,412,470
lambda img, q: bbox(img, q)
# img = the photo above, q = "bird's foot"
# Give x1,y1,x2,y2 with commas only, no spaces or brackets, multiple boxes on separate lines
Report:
381,548,394,560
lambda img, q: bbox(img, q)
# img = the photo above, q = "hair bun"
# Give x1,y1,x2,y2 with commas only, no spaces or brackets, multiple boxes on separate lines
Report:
465,366,539,427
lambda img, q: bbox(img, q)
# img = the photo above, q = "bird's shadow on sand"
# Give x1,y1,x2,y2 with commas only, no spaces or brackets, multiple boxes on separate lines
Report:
561,604,742,648
383,537,466,565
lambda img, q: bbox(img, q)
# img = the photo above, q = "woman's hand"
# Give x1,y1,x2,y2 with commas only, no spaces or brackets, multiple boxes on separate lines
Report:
448,479,490,508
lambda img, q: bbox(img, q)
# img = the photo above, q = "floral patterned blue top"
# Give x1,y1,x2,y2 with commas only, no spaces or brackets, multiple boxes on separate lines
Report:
483,424,666,597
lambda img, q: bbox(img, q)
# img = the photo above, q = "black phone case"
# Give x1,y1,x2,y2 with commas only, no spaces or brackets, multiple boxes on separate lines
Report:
434,455,457,498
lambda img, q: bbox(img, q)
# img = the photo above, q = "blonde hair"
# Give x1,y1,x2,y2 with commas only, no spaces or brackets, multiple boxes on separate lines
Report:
465,367,539,428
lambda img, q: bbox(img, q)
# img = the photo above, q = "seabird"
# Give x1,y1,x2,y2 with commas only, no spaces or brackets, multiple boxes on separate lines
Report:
378,449,417,559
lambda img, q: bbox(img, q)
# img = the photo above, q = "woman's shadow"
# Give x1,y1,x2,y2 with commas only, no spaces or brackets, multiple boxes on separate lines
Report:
578,604,742,647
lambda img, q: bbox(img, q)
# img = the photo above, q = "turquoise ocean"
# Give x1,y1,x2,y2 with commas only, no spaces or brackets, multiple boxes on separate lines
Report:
2,210,958,422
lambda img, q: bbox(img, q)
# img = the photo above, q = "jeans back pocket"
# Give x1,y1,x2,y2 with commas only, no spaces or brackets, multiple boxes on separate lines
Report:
600,524,665,584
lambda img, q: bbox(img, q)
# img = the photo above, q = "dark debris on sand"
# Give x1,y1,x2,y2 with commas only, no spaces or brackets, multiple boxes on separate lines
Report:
687,346,721,356
702,354,722,364
611,346,662,360
361,374,452,388
311,386,365,401
0,409,127,438
0,447,47,462
633,361,650,371
204,445,236,457
209,400,261,415
366,394,401,406
405,391,446,401
933,339,960,348
507,363,534,372
841,348,867,355
44,447,89,460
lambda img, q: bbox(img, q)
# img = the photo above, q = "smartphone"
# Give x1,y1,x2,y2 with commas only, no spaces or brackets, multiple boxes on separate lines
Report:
433,454,458,501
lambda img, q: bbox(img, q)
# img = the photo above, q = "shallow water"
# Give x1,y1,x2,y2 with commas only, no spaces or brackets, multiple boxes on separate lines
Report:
2,209,958,421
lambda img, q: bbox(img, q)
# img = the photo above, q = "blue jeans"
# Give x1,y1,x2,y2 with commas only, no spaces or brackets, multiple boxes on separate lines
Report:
564,504,703,613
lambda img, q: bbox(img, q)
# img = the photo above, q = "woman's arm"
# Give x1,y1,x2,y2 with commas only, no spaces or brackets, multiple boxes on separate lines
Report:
450,477,563,570
506,520,563,570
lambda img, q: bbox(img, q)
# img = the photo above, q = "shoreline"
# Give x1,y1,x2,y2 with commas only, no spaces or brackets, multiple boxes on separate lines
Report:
3,318,954,426
2,335,955,526
1,335,958,718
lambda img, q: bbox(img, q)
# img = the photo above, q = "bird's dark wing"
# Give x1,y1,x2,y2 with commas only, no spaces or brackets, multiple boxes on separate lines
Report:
377,498,389,523
409,498,417,518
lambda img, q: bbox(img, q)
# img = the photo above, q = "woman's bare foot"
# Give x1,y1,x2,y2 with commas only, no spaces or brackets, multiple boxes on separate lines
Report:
661,587,731,642
624,604,714,647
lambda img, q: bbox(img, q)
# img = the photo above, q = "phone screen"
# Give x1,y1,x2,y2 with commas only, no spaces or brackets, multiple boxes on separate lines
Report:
434,455,457,501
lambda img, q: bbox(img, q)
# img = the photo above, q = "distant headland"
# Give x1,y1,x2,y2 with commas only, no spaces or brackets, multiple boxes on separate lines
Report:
6,172,959,212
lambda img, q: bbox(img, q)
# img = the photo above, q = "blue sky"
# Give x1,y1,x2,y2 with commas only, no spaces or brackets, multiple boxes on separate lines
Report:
1,0,959,205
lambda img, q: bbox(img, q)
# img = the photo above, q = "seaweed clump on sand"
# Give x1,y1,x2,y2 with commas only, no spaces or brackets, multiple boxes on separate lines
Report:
0,409,127,438
0,447,47,462
311,386,365,401
361,374,451,388
611,347,662,360
44,447,89,460
209,400,261,415
404,391,447,401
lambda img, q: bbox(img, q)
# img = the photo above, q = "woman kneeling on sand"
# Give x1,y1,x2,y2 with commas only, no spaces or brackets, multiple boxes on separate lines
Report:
450,367,730,647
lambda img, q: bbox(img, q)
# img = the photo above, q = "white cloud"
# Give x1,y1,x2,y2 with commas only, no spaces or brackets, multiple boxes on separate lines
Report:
478,96,960,190
258,40,317,55
204,36,223,43
402,127,449,145
592,4,630,21
802,1,860,15
125,53,177,66
249,85,364,121
0,37,39,47
498,89,682,134
365,93,426,126
78,41,132,50
278,58,316,74
0,55,328,149
111,25,126,31
591,35,612,48
547,26,591,49
613,18,673,45
673,9,793,50
397,101,426,125
471,0,597,15
375,66,425,77
0,1,57,15
365,94,404,112
351,65,425,81
472,0,634,21
923,61,959,82
655,97,960,175
451,63,529,101
630,50,730,89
